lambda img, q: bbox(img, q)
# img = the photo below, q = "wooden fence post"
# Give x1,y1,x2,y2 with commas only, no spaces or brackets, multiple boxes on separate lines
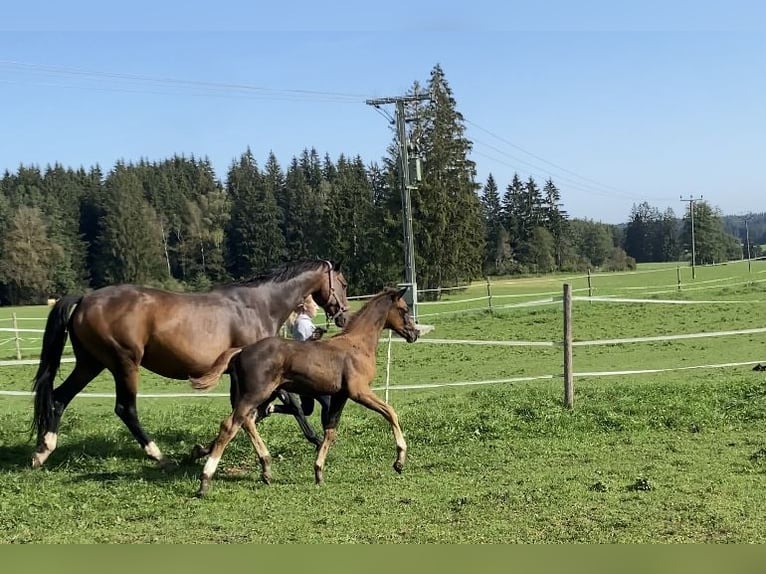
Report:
587,268,593,299
563,284,574,408
486,277,493,314
12,313,22,360
677,265,681,291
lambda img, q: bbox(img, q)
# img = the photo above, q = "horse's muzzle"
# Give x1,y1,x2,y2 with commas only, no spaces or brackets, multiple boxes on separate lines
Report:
404,327,419,343
334,311,351,328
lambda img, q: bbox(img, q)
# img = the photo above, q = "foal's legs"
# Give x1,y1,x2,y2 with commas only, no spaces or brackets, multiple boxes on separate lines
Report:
314,394,348,485
190,373,243,461
31,361,104,468
196,402,250,497
316,394,332,428
350,389,407,474
190,385,278,461
240,415,273,484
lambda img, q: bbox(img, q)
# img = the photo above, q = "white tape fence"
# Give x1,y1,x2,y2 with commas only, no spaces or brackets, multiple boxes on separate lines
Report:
3,282,766,406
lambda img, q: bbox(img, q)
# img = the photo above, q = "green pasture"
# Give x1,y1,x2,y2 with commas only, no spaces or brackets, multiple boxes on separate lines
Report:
1,259,766,542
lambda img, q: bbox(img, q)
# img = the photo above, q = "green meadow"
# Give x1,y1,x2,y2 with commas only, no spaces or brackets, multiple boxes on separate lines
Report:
1,259,765,542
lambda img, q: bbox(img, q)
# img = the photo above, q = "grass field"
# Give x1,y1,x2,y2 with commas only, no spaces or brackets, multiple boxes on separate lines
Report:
1,259,766,542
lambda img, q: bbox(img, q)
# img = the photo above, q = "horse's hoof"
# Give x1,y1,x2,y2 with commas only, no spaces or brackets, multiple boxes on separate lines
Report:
393,461,404,474
31,455,43,469
196,480,210,498
261,472,272,485
190,444,208,460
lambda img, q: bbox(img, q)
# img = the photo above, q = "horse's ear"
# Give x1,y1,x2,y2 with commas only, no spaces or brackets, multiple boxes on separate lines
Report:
333,259,343,273
396,286,408,299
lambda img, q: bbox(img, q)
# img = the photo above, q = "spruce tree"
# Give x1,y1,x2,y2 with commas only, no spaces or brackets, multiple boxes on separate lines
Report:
405,64,485,289
281,156,323,260
624,202,660,263
501,173,525,253
41,164,89,293
542,178,568,268
481,174,509,273
225,150,285,279
96,163,166,285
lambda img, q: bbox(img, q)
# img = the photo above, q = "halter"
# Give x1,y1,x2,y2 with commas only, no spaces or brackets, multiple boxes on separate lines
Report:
321,260,348,323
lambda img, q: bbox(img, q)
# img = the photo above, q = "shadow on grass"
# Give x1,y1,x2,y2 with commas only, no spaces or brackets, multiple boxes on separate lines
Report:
0,429,214,477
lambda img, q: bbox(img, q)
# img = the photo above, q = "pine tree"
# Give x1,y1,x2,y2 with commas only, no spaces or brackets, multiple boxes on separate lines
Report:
225,150,285,279
624,202,659,263
480,174,509,273
682,201,740,264
41,164,89,293
281,156,323,260
501,173,525,253
403,64,485,290
542,178,568,268
96,163,166,285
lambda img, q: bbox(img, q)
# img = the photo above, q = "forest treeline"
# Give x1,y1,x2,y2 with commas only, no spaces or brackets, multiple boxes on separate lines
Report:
0,64,758,305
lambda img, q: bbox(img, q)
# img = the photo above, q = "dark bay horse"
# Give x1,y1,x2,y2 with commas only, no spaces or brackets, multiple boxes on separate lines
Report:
31,260,350,469
191,286,419,497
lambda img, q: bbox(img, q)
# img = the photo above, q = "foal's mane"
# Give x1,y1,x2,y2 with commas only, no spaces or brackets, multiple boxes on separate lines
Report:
216,260,331,290
340,288,398,333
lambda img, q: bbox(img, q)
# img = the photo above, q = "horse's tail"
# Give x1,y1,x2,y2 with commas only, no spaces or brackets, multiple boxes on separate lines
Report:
32,295,82,437
190,347,243,391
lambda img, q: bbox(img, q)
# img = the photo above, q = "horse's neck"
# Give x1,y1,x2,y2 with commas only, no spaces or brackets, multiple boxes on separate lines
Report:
238,271,322,334
344,303,388,352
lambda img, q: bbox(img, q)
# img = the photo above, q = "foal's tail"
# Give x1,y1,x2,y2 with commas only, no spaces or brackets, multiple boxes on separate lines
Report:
190,347,243,391
32,295,82,437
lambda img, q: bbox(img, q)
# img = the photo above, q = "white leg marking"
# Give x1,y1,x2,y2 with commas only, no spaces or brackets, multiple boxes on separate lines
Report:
43,432,58,452
203,455,221,477
143,441,163,461
32,432,58,467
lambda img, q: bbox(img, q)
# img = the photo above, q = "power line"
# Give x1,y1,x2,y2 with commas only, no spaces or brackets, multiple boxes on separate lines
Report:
471,137,640,200
0,59,370,103
471,147,628,200
466,117,676,203
466,118,626,194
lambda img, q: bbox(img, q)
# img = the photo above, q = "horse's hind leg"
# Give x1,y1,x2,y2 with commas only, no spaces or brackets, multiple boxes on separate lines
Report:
350,390,407,474
241,416,272,484
317,395,331,428
112,363,172,470
196,404,249,497
314,394,348,485
281,391,323,448
189,391,279,462
32,361,103,468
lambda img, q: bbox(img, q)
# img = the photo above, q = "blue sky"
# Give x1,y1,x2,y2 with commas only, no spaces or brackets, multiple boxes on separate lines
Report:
1,2,765,224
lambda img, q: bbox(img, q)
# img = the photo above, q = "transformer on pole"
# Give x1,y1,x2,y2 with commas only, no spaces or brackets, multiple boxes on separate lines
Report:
366,93,428,320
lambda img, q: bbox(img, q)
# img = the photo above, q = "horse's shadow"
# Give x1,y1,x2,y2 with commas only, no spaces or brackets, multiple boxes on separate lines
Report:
0,429,220,483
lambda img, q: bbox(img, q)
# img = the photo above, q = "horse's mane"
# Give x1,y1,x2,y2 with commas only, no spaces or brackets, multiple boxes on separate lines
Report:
215,260,332,290
340,287,398,333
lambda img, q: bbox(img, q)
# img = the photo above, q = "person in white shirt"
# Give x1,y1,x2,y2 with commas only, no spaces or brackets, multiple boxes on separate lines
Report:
267,295,329,447
291,296,325,341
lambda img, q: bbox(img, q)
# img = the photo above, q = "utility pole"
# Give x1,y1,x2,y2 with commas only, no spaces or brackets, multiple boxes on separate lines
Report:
743,214,752,272
680,195,703,279
366,93,429,320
